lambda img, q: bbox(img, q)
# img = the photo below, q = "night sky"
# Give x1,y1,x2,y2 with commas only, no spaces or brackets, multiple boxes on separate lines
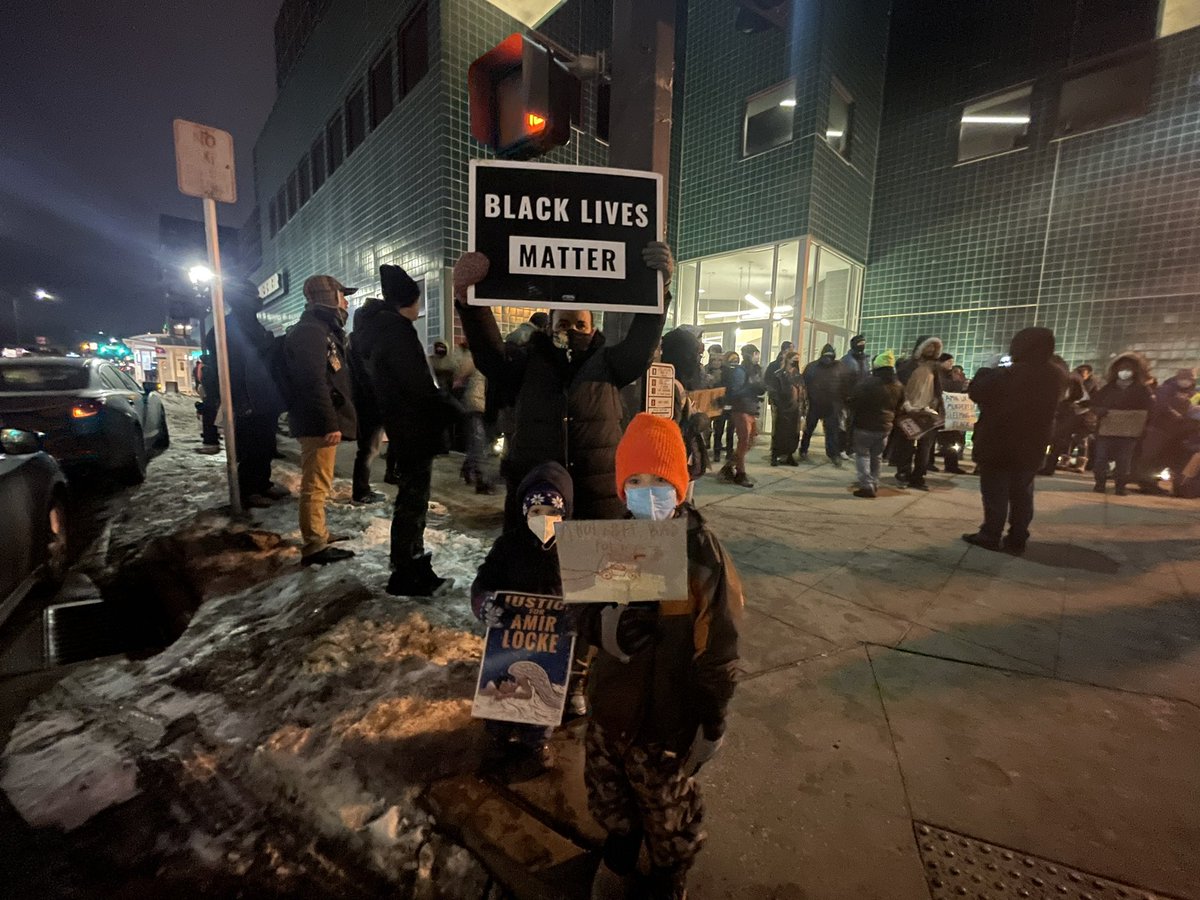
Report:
0,1,279,344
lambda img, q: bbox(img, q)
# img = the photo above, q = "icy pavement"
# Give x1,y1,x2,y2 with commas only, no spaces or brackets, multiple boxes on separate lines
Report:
2,395,500,897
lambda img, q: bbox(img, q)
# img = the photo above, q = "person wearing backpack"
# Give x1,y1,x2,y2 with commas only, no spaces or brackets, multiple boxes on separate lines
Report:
285,275,358,566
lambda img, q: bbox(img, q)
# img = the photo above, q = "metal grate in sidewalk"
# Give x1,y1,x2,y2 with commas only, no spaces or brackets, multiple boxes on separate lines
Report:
914,822,1177,900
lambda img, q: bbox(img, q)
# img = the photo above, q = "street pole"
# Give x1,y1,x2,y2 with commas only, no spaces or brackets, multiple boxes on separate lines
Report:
202,196,242,515
605,0,676,344
9,296,18,346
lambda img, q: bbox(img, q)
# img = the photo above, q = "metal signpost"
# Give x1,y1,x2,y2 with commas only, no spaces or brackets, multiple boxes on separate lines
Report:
172,118,241,514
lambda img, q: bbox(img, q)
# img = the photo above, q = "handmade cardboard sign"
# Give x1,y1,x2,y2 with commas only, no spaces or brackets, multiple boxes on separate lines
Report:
942,392,977,431
1098,409,1149,438
467,160,664,313
556,518,688,604
472,591,576,727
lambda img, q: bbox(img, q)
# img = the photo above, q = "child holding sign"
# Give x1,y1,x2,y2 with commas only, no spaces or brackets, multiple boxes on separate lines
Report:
471,462,574,775
575,413,743,900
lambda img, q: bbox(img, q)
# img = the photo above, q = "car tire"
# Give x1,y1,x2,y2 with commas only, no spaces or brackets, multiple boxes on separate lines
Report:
155,411,170,451
120,424,148,484
44,491,69,585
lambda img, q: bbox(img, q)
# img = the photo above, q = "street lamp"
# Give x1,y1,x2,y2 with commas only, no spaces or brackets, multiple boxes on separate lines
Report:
188,264,213,285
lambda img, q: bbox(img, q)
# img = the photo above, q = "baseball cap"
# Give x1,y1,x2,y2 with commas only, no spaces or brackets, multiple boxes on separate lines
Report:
303,275,357,307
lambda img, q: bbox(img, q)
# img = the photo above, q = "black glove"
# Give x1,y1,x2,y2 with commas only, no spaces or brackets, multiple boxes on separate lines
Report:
599,604,659,662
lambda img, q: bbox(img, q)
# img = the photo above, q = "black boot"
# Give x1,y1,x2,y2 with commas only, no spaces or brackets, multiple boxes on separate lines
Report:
646,865,688,900
770,454,779,467
386,553,449,597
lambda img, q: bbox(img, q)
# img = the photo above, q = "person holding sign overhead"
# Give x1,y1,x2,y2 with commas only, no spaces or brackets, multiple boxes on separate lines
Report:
452,242,673,521
574,413,742,900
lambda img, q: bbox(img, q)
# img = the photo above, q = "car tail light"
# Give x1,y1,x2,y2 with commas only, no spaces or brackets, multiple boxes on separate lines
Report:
71,400,103,418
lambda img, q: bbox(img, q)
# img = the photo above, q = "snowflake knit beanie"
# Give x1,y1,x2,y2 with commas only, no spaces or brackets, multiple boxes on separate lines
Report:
615,412,690,503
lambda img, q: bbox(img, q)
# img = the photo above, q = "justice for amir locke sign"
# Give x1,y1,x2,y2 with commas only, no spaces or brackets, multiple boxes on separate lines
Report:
467,159,664,314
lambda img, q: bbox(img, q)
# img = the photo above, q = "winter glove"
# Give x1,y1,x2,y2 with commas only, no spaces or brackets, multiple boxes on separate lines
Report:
683,728,724,776
599,604,658,663
641,241,674,282
453,252,490,298
478,593,506,629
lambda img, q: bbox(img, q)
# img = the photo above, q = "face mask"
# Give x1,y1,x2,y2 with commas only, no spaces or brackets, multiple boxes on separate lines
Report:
853,344,865,354
527,514,562,547
1117,370,1133,382
333,307,348,328
434,347,447,357
626,485,678,521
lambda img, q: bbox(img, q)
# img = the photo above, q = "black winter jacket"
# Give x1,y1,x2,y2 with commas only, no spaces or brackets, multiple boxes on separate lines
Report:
358,301,458,465
457,302,667,519
347,300,383,434
969,328,1066,469
803,347,847,411
848,367,905,433
284,306,357,439
471,463,574,618
575,505,742,752
727,362,765,415
204,310,286,420
1093,381,1154,414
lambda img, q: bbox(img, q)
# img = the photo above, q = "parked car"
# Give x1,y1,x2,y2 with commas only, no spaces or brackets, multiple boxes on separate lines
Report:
0,428,68,628
0,357,169,483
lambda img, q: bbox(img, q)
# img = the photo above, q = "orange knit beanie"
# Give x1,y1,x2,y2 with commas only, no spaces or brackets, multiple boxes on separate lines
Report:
615,413,690,503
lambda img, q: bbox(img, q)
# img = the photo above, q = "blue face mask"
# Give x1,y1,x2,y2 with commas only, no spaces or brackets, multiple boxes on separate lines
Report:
626,485,678,521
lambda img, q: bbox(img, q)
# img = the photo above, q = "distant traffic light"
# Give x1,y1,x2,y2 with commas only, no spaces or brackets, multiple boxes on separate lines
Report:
468,33,576,159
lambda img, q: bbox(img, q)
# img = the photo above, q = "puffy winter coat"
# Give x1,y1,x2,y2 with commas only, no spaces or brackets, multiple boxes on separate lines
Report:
969,327,1066,469
459,353,488,415
347,299,384,433
848,367,905,433
727,362,765,415
574,504,742,752
803,345,847,411
357,301,458,465
457,301,666,519
841,348,872,391
284,306,357,439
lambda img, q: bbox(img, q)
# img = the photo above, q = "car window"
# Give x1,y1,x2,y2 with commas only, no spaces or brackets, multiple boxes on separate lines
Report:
0,364,91,392
98,366,126,391
115,369,141,392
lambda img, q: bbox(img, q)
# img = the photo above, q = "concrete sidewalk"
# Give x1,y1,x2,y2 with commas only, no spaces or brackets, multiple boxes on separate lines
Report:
685,456,1200,900
468,454,1200,900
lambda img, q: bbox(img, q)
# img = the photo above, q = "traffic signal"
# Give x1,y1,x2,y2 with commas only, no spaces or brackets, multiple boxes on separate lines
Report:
468,33,576,159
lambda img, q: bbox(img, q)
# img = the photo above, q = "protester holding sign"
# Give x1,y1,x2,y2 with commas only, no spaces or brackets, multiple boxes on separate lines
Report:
452,243,673,520
575,414,742,900
1090,352,1155,496
936,353,968,474
471,462,575,775
964,328,1066,553
892,336,945,490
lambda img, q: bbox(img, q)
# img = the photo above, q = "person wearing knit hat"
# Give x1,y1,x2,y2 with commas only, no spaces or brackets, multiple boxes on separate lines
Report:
846,350,905,498
577,412,743,900
471,462,575,775
365,262,462,596
284,274,359,566
720,344,765,486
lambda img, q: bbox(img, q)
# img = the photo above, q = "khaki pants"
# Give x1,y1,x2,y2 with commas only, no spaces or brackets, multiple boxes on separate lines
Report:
298,437,337,556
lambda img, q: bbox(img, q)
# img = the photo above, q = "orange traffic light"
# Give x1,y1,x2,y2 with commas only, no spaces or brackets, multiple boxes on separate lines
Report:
468,34,576,158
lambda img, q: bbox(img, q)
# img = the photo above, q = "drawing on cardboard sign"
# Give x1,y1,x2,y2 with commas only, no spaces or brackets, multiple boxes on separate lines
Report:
556,518,688,604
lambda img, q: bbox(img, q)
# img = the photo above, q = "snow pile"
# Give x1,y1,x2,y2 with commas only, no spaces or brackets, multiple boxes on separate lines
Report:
0,395,502,895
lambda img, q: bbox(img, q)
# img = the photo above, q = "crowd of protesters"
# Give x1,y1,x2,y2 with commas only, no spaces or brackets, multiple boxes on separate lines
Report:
189,242,1198,900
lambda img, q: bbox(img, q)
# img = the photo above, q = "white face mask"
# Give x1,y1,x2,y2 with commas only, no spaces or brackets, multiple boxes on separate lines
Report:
1117,370,1134,382
527,514,562,547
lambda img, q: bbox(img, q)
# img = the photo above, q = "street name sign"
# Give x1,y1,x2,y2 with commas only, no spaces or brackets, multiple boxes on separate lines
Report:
467,160,663,313
173,119,236,203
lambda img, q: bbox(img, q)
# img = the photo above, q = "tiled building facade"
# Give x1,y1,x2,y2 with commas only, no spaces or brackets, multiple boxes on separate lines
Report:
249,0,1200,376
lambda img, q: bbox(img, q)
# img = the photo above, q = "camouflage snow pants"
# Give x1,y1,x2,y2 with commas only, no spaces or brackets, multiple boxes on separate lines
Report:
584,721,706,873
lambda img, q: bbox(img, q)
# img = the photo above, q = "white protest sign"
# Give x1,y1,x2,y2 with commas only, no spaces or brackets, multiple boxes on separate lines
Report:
173,119,236,203
468,160,663,313
942,392,977,431
645,362,675,418
556,518,687,605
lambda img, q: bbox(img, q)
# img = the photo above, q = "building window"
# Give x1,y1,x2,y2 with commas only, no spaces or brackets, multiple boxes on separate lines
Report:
311,135,326,191
345,84,366,155
1054,47,1154,140
286,171,298,218
268,198,278,237
743,80,796,158
275,186,288,226
370,49,395,128
327,113,344,174
399,3,429,99
957,85,1032,163
298,154,311,205
827,79,854,160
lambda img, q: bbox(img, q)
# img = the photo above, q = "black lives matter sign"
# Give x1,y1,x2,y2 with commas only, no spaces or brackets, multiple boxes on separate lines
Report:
467,160,664,314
